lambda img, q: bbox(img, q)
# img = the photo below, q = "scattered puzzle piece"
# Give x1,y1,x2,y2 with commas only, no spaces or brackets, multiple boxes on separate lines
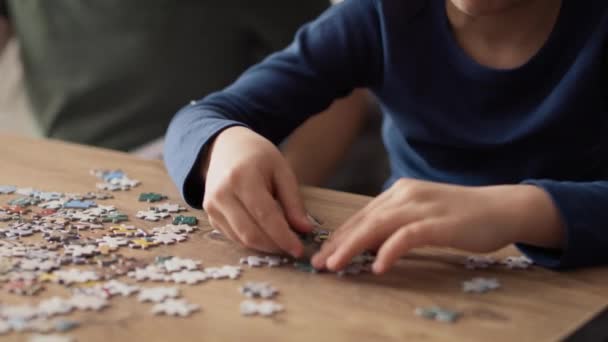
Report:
151,299,200,317
128,238,159,250
150,203,186,213
463,277,501,293
172,215,197,226
136,210,169,222
138,287,180,303
501,256,533,269
239,282,278,299
138,193,168,203
240,300,284,317
68,294,108,311
415,306,462,323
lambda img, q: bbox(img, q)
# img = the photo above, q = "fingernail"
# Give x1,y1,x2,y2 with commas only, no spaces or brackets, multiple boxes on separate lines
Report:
326,255,338,270
372,262,383,274
307,212,322,227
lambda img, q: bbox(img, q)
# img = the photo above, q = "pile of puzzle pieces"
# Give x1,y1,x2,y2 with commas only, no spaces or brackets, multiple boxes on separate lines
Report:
0,168,536,341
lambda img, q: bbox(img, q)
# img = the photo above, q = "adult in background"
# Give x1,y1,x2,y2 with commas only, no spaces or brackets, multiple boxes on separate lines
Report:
0,1,381,192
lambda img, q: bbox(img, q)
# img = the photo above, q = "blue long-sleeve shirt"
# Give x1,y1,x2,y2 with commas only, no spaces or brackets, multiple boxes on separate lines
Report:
164,0,608,269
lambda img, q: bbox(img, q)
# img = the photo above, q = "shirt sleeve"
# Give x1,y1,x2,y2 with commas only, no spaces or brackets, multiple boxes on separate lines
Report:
516,179,608,269
164,0,383,208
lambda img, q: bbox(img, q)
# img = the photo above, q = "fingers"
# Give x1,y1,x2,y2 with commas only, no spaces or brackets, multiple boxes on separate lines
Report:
311,191,396,269
238,179,304,257
217,194,282,254
273,164,312,233
324,208,414,271
372,223,432,274
207,214,241,244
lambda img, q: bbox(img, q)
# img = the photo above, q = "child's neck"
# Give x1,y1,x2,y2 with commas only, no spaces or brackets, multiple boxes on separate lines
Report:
446,0,562,69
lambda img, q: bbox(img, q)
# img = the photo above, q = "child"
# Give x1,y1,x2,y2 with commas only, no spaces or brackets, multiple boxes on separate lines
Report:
164,0,608,274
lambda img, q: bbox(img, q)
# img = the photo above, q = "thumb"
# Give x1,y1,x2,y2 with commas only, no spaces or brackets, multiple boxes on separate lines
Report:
273,163,313,233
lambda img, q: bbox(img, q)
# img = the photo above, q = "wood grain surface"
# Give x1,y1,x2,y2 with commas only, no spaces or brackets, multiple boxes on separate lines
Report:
0,135,607,342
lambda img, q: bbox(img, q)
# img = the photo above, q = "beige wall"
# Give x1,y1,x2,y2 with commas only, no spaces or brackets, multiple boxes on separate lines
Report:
0,39,39,136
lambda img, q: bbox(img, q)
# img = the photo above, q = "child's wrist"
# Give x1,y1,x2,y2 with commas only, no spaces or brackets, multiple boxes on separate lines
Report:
508,185,565,249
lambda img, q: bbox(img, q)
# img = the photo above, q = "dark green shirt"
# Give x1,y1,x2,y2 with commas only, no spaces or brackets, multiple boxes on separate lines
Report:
6,0,327,150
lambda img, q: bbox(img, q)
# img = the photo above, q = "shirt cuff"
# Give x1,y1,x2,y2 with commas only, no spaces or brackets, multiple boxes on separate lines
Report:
517,179,606,269
163,107,247,208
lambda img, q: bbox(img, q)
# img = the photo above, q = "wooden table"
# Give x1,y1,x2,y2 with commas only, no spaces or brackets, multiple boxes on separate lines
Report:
1,135,607,342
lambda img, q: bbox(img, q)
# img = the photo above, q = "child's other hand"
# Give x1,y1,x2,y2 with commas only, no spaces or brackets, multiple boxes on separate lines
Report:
201,126,313,257
311,179,563,274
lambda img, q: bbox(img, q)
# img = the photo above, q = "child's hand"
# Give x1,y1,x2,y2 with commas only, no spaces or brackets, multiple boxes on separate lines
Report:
202,126,313,257
311,179,564,274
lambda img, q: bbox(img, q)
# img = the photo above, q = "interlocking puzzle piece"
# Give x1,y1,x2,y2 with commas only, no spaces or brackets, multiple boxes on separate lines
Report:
0,319,10,334
66,211,99,223
108,224,140,237
205,265,241,280
53,269,99,285
240,255,288,268
101,212,128,223
0,212,18,221
0,185,16,194
63,200,96,209
240,256,264,267
109,176,140,188
501,256,533,269
71,222,104,231
16,187,40,196
138,192,168,203
29,334,76,342
9,197,41,207
239,282,278,299
127,265,167,282
128,238,159,250
64,245,98,258
293,260,318,274
463,277,501,294
68,294,108,311
136,210,169,222
36,209,58,217
465,255,497,270
1,205,30,215
4,279,44,296
96,183,125,192
152,299,200,317
414,307,462,323
167,270,209,285
0,258,16,274
38,200,67,210
84,192,113,200
33,192,64,202
151,232,187,245
161,257,201,272
96,236,129,250
150,203,186,213
151,224,197,235
172,215,198,226
19,259,59,272
90,169,126,182
83,205,116,217
337,262,372,277
0,304,39,320
101,280,139,297
138,286,180,302
240,300,284,317
43,231,80,244
37,297,74,317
